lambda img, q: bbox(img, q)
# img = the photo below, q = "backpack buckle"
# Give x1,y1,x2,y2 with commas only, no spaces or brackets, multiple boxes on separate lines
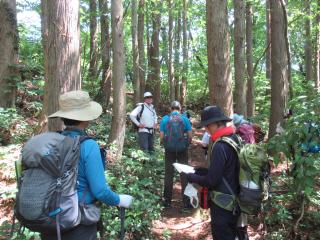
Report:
57,178,62,186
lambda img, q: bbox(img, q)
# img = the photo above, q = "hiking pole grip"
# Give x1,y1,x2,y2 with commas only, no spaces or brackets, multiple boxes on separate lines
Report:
119,207,126,240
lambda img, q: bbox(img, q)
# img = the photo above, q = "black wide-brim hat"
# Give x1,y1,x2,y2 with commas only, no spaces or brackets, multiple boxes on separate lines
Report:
197,105,232,128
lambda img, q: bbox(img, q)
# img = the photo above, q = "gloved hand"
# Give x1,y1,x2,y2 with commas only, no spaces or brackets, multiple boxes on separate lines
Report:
118,194,133,208
194,167,208,176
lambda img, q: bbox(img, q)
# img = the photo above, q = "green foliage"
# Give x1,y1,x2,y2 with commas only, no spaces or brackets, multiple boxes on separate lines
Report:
101,133,164,239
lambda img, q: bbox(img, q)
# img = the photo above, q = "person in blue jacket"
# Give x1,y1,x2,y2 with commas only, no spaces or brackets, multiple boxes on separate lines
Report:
160,101,192,208
44,90,133,240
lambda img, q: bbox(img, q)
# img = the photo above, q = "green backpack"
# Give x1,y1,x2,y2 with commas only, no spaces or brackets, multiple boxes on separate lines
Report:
212,136,271,215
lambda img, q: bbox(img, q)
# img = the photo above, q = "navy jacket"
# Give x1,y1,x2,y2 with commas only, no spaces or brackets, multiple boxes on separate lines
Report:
188,134,240,195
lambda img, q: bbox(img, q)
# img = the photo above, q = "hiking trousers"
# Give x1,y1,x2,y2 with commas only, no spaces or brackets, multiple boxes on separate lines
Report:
41,223,97,240
138,132,154,152
210,203,238,240
163,149,189,206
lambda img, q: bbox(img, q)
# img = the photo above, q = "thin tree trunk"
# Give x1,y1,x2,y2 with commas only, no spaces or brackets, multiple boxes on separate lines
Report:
0,0,19,108
206,0,233,117
168,0,174,102
41,0,81,131
132,0,140,103
233,0,246,116
315,0,320,91
96,0,112,106
147,5,161,108
269,0,289,138
305,0,312,82
88,0,99,81
280,0,293,100
180,0,188,106
138,0,145,99
174,10,182,101
266,0,271,80
246,1,254,118
109,0,126,159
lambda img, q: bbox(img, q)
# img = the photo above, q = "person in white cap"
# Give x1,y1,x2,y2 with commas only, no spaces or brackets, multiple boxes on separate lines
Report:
42,90,133,240
130,92,157,152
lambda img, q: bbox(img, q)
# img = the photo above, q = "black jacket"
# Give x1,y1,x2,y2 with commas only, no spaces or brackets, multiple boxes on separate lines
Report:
187,134,240,195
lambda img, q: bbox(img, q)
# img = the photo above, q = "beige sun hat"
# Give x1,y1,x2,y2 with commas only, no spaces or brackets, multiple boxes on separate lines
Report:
48,90,102,121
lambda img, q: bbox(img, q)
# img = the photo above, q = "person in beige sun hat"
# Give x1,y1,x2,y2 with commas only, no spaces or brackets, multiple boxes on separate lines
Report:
42,90,133,240
48,90,102,121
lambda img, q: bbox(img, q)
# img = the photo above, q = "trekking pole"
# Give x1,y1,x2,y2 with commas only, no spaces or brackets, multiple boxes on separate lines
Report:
119,207,126,240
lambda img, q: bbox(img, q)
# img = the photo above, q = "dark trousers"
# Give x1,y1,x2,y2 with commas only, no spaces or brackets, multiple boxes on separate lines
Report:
41,224,97,240
138,132,154,152
210,203,238,240
163,150,189,205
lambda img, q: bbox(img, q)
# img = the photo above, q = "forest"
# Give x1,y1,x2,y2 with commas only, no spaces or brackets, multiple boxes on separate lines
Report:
0,0,319,239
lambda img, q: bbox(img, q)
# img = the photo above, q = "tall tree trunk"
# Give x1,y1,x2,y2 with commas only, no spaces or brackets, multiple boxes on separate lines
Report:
233,0,246,116
305,0,312,82
174,10,182,101
96,0,112,106
180,0,188,106
138,0,145,99
246,1,254,118
88,0,99,81
132,0,140,103
147,5,161,108
0,0,19,108
41,0,81,131
266,0,271,80
315,0,320,91
206,0,233,117
269,0,289,138
109,0,126,159
168,0,174,102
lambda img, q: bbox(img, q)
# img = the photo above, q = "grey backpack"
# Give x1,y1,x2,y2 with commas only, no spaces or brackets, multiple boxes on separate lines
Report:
15,132,82,235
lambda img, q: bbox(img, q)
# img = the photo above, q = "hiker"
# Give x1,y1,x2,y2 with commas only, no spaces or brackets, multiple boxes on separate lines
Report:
201,132,211,161
42,90,133,240
185,106,246,240
160,101,192,208
130,92,157,153
232,113,255,144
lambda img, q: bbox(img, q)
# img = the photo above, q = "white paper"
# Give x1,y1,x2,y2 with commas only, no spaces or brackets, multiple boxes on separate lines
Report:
173,163,195,174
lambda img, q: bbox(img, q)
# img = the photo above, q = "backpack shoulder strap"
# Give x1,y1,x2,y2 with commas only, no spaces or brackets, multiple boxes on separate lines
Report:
213,136,240,155
138,104,144,118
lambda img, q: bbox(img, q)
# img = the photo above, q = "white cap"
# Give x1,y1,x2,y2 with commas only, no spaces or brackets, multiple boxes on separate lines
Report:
143,92,153,98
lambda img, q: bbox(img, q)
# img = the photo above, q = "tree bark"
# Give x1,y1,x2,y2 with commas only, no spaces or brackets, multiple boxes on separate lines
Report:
180,0,188,106
206,0,233,117
88,0,99,81
168,0,174,102
109,0,126,159
147,4,161,108
269,0,289,138
96,0,112,106
315,0,320,91
305,0,312,82
174,10,182,101
0,0,19,108
266,0,271,80
233,0,246,116
132,0,140,103
138,0,145,99
246,1,254,118
41,0,81,131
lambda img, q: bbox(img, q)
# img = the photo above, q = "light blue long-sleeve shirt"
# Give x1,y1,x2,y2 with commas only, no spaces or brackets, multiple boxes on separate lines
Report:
62,129,120,206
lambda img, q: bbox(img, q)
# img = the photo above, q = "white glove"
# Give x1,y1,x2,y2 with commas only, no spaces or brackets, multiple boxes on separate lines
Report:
118,194,133,208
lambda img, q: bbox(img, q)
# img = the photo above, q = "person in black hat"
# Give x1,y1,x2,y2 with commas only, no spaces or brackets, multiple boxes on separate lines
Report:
185,106,246,240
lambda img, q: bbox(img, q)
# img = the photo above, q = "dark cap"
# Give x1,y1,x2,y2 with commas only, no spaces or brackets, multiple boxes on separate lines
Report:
197,106,232,128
